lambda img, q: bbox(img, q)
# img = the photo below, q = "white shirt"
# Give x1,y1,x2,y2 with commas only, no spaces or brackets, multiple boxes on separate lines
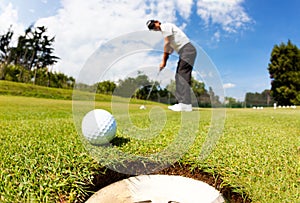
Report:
160,23,190,53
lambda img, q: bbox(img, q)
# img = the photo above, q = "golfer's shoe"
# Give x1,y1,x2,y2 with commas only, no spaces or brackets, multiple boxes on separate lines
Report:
168,103,192,112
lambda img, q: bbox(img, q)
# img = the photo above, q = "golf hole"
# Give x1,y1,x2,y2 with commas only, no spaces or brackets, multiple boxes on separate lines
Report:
86,175,225,203
83,163,252,203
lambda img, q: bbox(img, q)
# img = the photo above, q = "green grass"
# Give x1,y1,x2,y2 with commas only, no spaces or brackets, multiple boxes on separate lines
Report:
0,80,74,100
0,96,98,202
0,80,112,101
0,81,299,202
192,109,300,202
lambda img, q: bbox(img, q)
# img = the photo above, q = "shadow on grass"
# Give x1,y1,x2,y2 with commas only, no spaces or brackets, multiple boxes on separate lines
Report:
111,137,131,146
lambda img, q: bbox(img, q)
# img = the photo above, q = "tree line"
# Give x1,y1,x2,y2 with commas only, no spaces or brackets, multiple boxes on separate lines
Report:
244,90,275,107
92,72,221,107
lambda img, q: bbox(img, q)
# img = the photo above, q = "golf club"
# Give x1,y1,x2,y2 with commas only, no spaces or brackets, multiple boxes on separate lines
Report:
140,70,161,110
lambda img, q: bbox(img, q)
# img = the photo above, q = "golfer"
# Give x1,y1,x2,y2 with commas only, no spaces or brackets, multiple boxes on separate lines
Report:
146,20,197,112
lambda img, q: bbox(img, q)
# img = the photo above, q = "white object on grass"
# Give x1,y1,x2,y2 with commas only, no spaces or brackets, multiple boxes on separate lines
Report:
81,109,116,145
140,105,146,110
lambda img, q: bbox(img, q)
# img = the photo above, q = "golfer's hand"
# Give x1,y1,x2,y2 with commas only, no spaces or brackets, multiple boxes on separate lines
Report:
159,62,166,71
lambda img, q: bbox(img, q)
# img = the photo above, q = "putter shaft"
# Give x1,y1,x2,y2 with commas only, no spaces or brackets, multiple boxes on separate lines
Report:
143,71,160,105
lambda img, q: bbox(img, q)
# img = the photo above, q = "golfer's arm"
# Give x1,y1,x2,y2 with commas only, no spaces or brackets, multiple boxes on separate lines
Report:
163,37,173,63
162,52,169,65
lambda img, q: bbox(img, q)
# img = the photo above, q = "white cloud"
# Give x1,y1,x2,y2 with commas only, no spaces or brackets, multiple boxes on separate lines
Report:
34,0,192,78
0,3,25,44
197,0,252,33
223,83,236,89
0,3,17,31
35,0,149,77
175,0,194,20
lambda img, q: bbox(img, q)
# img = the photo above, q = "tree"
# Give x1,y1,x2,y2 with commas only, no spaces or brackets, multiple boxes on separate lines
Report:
165,78,214,107
113,74,222,106
208,87,221,107
224,97,243,108
115,72,154,98
268,40,300,105
115,77,142,98
9,25,59,83
245,90,274,107
97,81,116,94
0,25,77,88
136,81,160,100
0,26,14,79
191,78,211,107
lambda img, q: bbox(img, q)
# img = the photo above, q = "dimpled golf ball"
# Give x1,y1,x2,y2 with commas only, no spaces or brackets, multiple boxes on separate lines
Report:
81,109,117,145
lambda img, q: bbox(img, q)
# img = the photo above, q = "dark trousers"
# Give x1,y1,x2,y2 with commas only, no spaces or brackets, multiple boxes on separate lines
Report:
176,42,197,104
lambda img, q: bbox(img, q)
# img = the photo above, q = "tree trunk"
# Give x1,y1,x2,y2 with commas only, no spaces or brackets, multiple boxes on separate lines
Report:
33,67,37,85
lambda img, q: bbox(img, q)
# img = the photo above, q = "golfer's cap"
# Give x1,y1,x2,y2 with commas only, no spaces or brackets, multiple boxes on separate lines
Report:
146,20,156,30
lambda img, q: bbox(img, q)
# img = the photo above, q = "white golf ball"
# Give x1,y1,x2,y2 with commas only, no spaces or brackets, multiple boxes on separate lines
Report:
81,109,117,145
140,105,146,110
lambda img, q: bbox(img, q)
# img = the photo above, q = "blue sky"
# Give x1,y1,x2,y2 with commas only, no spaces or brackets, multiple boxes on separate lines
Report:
0,0,300,101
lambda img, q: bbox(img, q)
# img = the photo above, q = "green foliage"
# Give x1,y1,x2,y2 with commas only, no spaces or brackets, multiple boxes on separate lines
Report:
1,64,75,88
9,25,59,71
191,78,211,107
114,74,151,98
165,78,213,107
0,26,14,80
224,96,243,108
268,40,300,105
245,89,275,107
112,73,217,107
0,26,13,64
96,80,116,94
208,87,222,107
0,25,62,86
2,64,32,83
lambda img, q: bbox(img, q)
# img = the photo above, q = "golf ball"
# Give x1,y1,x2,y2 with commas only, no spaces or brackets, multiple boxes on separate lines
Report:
140,105,146,110
81,109,117,145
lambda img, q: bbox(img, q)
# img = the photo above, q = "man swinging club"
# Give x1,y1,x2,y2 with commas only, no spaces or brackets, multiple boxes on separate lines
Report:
146,20,197,112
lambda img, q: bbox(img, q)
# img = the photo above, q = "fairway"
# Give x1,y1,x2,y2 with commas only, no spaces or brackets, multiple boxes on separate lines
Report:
0,95,299,202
